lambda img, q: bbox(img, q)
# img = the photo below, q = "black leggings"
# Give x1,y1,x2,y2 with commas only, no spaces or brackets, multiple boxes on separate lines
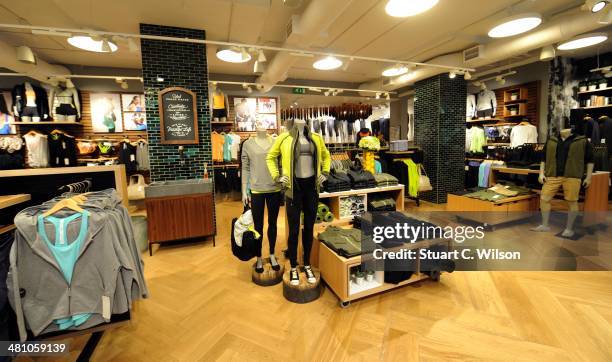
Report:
286,177,318,267
251,191,281,257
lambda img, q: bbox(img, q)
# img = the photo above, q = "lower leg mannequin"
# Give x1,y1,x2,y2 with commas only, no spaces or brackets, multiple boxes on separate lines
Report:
562,201,579,237
267,192,281,271
532,198,551,232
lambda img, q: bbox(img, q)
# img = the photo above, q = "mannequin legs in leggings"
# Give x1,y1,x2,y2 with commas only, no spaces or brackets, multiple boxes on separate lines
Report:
286,176,318,268
251,192,281,271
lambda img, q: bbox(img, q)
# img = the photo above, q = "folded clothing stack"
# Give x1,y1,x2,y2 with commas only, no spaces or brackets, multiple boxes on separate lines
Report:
465,184,532,202
339,195,366,218
317,226,363,257
315,203,334,224
347,167,376,189
367,195,396,212
373,173,398,187
324,171,351,192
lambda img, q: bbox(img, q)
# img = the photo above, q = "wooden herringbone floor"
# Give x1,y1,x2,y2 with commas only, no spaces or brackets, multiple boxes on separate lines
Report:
40,200,612,361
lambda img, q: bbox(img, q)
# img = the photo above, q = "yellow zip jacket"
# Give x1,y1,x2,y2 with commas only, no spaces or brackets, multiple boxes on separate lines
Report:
266,127,331,199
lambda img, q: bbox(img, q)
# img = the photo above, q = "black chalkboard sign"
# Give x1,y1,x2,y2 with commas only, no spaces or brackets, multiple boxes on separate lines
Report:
158,87,199,144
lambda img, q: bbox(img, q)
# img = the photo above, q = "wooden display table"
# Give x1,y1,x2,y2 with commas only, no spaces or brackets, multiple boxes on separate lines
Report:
318,230,451,307
489,167,610,212
447,193,539,227
291,185,405,267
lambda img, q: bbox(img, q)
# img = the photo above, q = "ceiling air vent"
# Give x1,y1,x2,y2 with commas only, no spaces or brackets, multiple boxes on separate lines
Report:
463,45,485,63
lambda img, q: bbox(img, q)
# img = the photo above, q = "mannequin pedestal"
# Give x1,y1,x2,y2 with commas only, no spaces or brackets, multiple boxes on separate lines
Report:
251,257,284,286
282,266,322,304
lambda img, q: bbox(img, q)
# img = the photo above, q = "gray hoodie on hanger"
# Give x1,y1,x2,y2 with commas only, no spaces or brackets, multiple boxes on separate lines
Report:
8,189,147,341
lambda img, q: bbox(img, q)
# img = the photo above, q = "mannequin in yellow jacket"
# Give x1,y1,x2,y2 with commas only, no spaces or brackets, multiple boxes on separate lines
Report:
266,119,330,286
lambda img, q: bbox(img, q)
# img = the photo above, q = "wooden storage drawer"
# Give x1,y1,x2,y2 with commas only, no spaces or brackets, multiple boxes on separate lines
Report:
146,192,215,243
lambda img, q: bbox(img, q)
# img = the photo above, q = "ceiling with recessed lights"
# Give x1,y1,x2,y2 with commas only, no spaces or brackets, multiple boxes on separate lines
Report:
0,0,610,88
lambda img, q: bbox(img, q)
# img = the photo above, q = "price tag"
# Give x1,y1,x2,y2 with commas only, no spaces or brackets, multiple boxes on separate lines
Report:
64,158,70,166
130,154,135,162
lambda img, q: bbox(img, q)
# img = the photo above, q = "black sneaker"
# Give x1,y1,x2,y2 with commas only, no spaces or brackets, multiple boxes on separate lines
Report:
303,265,316,284
290,268,299,286
270,255,280,271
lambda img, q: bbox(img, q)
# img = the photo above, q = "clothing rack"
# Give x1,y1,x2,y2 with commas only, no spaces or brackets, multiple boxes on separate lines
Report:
281,103,373,121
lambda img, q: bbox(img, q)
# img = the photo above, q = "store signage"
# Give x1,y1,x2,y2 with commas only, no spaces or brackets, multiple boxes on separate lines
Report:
158,87,199,145
292,87,306,94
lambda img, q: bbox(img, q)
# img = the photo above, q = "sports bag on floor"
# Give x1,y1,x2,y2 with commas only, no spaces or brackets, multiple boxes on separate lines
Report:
231,206,259,261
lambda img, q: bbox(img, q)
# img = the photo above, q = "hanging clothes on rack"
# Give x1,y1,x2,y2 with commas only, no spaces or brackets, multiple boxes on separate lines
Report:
8,190,148,341
48,130,77,167
135,139,150,171
23,130,49,168
118,138,137,172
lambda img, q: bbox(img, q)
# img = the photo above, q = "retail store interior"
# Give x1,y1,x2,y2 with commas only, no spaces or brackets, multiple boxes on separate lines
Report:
0,0,611,360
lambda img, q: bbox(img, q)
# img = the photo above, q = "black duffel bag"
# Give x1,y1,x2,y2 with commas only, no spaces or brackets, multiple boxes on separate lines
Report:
231,206,259,261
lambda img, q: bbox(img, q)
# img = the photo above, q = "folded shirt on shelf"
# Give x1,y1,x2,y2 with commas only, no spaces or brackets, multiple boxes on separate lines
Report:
368,196,396,211
464,184,532,202
373,173,398,187
318,226,363,258
347,167,376,189
324,171,351,192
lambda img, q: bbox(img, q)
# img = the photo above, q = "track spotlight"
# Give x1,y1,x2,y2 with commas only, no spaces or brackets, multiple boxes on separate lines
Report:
375,92,380,99
120,81,129,90
539,45,556,61
385,93,391,100
241,48,249,61
127,37,139,52
324,91,330,96
449,71,457,79
464,71,472,80
246,86,253,94
101,39,112,53
242,83,249,89
156,75,164,82
16,46,36,64
257,49,267,62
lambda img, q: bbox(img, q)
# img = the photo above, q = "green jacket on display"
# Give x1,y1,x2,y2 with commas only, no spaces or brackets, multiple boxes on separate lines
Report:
544,135,587,179
266,126,331,199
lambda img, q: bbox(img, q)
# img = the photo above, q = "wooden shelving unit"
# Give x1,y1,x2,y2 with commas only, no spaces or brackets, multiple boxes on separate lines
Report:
318,235,452,306
0,194,31,209
577,86,612,94
13,121,83,126
579,104,612,109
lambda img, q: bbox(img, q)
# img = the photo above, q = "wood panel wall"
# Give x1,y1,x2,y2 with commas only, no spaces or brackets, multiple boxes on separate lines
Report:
493,80,540,126
11,91,147,142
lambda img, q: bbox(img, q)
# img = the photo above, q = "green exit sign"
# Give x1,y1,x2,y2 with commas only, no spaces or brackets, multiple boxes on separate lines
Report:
292,87,306,94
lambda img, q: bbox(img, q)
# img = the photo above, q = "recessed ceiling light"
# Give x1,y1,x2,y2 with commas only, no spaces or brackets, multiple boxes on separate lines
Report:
216,46,251,63
382,65,409,77
313,56,342,70
488,13,542,38
589,0,608,13
67,35,117,52
385,0,439,17
557,32,608,50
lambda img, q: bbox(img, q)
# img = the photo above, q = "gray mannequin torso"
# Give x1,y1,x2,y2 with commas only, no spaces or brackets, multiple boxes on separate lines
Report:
294,122,315,178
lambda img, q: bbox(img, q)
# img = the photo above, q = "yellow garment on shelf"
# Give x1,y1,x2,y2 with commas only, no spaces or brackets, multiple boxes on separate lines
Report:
363,151,375,174
211,132,225,161
213,92,225,109
402,159,419,197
